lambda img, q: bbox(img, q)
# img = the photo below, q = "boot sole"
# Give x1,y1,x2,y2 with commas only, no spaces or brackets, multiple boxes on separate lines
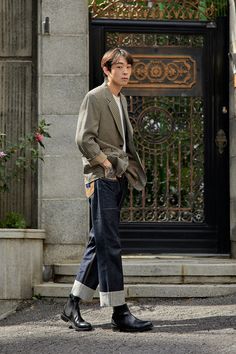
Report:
111,323,153,333
61,314,93,331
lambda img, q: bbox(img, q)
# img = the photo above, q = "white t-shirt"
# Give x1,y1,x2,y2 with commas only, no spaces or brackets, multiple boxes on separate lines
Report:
113,94,126,152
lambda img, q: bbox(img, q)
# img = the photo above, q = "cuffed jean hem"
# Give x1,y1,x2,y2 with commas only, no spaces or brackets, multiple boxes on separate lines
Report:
71,280,95,301
99,290,125,307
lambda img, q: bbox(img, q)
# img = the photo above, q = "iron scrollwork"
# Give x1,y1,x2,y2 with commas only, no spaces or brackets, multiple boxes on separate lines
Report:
129,55,197,90
106,32,204,48
89,0,220,21
121,96,205,223
106,32,203,96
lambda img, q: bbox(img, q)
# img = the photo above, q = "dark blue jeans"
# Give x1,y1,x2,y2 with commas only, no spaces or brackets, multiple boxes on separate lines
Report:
71,176,128,306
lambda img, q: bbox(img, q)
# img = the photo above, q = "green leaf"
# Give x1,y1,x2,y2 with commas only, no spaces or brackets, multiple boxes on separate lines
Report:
38,141,45,148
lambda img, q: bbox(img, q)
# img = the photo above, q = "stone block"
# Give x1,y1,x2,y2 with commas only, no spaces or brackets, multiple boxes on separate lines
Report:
42,0,88,34
41,199,89,245
41,155,84,199
0,230,45,299
43,244,85,265
40,115,80,157
41,75,88,115
42,36,88,75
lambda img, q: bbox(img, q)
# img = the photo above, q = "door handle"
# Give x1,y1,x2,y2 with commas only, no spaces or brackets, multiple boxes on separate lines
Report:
215,129,227,154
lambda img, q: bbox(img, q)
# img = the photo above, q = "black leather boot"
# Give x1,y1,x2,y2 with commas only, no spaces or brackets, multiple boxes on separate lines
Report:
111,304,153,332
61,294,92,331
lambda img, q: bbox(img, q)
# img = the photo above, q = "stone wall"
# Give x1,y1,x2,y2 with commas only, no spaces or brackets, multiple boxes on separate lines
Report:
37,0,235,263
38,0,89,264
229,0,236,258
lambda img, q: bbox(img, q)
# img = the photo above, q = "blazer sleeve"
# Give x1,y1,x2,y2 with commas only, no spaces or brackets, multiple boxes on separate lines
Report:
75,92,107,166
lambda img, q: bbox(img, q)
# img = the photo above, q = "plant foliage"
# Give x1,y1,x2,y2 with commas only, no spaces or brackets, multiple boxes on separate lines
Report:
0,119,51,193
0,212,27,229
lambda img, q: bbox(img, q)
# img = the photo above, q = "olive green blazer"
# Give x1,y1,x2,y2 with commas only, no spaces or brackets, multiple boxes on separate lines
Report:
75,82,146,191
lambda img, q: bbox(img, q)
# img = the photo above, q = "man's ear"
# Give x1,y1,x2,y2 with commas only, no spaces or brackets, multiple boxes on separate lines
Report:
103,66,110,77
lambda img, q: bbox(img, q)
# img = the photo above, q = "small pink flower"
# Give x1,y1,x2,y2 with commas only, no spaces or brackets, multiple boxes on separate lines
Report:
35,132,44,143
0,151,7,158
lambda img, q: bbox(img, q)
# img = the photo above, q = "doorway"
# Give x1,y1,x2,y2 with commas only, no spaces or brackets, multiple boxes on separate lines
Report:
89,4,229,254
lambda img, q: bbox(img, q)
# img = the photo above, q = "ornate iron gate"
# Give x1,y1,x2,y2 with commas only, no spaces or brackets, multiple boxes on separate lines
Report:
89,1,229,253
0,1,37,226
107,33,205,224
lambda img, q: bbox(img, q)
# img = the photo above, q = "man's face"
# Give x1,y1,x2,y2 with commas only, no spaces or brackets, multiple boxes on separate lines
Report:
104,56,132,87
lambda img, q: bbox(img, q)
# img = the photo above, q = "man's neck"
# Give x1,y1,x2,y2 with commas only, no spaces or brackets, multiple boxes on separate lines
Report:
107,82,122,97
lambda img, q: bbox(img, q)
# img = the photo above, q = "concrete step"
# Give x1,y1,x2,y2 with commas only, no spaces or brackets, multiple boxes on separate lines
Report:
53,257,236,284
33,282,236,298
34,257,236,298
55,275,236,284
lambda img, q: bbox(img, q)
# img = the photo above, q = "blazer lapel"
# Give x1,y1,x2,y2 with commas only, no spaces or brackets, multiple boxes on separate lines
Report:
104,87,124,140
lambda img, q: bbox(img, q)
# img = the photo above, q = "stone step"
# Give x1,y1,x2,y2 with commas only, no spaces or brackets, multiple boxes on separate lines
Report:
36,257,236,298
54,275,236,284
33,282,236,298
53,258,236,284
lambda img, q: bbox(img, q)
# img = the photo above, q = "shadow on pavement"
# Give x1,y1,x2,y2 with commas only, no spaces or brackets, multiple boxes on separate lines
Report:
94,315,236,333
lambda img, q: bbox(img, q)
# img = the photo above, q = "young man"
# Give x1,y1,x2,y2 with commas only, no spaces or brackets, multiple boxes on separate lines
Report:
61,48,153,332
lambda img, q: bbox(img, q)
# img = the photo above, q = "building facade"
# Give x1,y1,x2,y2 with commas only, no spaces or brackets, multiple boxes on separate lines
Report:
1,1,236,268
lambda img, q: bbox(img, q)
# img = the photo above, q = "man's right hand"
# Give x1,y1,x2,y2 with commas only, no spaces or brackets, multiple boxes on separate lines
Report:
101,159,116,178
102,159,113,169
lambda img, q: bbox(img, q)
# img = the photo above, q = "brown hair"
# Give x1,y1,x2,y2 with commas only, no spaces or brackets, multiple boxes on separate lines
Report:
101,48,133,74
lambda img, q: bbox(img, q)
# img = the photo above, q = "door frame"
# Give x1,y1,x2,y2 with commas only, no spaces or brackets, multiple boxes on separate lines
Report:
89,18,230,254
